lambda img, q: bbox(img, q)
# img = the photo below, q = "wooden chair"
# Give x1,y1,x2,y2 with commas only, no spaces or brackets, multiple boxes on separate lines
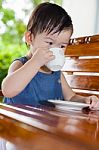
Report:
62,34,99,97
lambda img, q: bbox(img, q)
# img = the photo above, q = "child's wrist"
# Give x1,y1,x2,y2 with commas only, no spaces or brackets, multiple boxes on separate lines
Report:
30,57,41,68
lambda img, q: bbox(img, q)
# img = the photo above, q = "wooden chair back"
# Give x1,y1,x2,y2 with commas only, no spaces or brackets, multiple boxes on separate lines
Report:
62,34,99,96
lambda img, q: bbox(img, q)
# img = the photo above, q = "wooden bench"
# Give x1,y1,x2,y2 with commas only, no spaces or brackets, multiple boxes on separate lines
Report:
62,34,99,97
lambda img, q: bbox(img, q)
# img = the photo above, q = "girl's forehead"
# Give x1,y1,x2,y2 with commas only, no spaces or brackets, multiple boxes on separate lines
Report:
35,30,72,44
41,30,72,38
45,30,72,41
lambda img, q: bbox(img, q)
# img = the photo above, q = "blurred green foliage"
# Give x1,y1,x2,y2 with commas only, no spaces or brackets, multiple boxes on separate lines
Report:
0,0,27,86
0,3,26,44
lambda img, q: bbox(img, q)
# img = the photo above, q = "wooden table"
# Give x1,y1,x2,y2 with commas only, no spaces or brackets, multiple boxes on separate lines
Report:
0,101,99,150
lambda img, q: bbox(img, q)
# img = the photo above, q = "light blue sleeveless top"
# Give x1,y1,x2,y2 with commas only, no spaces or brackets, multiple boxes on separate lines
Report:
4,57,64,106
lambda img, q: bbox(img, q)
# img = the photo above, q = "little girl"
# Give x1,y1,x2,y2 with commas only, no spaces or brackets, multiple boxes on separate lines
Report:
2,2,99,108
1,2,99,150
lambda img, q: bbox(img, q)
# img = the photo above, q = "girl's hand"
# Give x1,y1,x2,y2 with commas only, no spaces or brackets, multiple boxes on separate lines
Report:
85,95,99,109
31,47,55,67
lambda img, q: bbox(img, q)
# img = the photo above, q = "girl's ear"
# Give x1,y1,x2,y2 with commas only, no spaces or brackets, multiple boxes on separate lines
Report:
25,31,34,45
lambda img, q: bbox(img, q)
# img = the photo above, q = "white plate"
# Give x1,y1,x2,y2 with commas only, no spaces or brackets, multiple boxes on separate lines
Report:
48,100,90,107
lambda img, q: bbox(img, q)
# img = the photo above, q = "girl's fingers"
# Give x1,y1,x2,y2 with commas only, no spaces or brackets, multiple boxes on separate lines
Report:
89,96,99,109
92,101,99,108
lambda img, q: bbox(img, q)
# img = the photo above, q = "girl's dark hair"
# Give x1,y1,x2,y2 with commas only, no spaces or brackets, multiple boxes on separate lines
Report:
27,2,73,36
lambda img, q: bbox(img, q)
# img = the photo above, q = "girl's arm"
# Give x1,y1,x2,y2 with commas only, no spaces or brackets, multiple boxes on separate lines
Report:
2,48,55,98
2,57,41,98
61,72,75,100
61,72,99,108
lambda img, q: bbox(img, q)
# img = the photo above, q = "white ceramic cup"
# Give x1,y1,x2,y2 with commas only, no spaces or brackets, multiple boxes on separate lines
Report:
46,47,65,71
